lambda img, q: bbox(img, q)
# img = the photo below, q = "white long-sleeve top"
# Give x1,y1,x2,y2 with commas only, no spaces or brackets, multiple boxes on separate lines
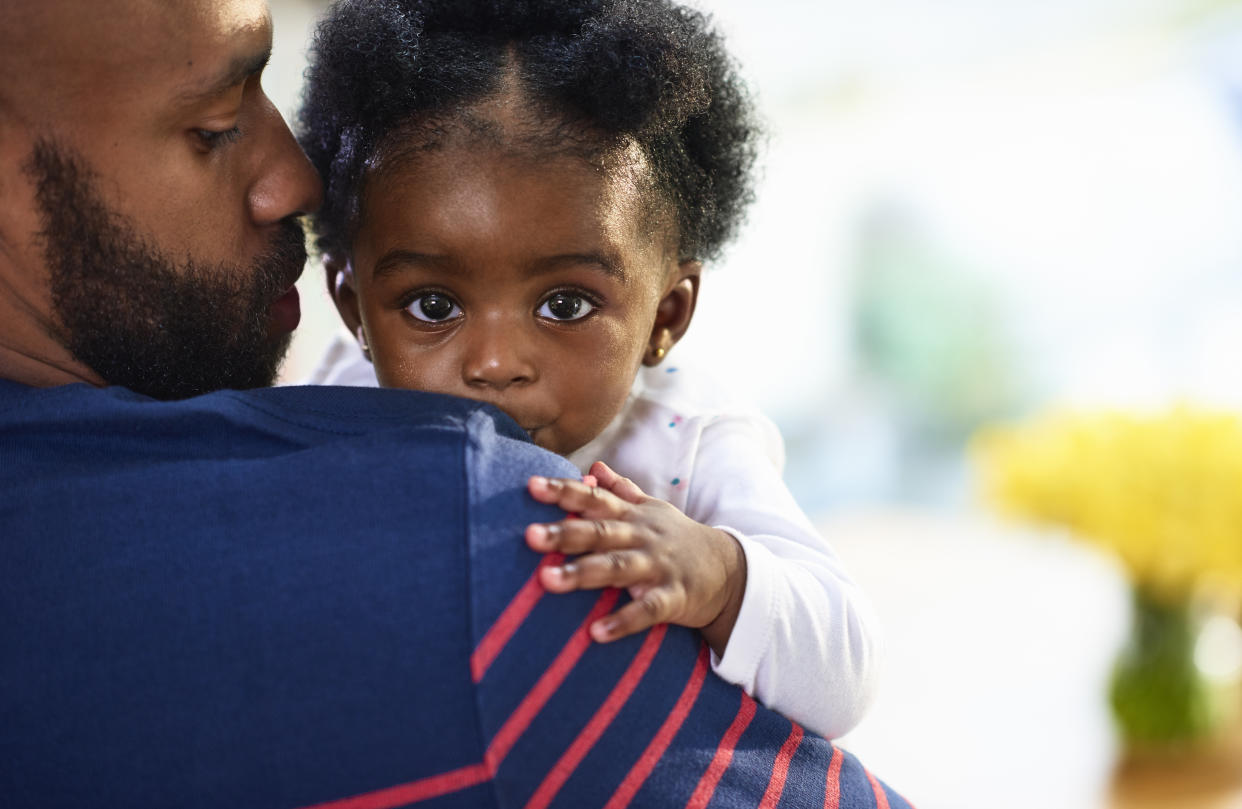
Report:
306,334,881,739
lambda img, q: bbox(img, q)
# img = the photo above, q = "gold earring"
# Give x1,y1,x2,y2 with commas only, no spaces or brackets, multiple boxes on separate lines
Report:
653,346,666,360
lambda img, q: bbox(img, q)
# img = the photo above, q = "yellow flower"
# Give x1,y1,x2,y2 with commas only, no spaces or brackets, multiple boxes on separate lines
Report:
972,406,1242,603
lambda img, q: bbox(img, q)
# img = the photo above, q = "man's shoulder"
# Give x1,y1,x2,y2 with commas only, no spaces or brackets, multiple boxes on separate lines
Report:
1,378,510,438
0,379,544,464
0,379,578,540
0,380,566,807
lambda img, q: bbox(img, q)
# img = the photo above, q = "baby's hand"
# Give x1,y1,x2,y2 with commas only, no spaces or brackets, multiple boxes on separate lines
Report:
525,461,747,657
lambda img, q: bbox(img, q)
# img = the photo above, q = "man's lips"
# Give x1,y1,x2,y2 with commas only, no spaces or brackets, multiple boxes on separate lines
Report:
268,284,301,335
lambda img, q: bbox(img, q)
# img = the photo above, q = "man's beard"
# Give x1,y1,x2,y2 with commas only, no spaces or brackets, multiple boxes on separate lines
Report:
25,140,307,400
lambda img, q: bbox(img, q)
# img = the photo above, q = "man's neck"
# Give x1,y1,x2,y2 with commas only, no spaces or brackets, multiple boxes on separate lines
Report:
0,232,106,387
0,344,103,388
0,286,103,388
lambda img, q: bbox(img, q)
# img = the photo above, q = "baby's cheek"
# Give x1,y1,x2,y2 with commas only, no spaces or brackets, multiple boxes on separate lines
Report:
376,350,447,394
586,377,633,431
548,384,622,455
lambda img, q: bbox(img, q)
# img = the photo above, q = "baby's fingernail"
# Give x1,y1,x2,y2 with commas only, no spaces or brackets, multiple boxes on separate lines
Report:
531,476,548,488
591,618,616,641
528,524,548,545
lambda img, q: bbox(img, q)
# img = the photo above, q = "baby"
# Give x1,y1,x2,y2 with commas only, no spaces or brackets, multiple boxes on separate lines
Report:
300,0,880,739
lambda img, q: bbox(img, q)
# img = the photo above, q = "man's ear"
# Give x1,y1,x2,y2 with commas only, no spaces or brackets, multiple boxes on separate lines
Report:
324,252,370,360
643,259,701,367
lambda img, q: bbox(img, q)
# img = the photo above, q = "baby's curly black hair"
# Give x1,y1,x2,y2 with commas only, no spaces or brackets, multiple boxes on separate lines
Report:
298,0,760,263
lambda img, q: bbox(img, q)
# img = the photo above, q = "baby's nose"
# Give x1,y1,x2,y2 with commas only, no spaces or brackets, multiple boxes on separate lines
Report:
461,321,538,391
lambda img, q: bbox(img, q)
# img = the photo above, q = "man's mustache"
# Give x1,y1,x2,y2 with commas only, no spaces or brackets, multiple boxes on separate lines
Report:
261,218,310,291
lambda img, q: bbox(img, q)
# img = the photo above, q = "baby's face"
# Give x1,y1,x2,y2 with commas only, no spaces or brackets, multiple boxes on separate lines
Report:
344,142,687,455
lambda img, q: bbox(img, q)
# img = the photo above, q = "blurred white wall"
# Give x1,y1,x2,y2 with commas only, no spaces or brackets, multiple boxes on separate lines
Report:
686,0,1242,408
267,0,340,386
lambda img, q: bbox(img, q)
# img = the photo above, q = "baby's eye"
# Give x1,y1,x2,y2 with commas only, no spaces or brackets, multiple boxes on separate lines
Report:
406,292,461,323
537,292,595,322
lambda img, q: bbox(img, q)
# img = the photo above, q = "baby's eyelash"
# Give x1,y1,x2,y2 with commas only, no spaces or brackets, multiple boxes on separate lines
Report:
397,287,456,308
542,286,604,307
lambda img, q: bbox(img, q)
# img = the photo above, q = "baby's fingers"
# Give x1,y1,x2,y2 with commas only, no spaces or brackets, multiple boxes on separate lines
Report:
526,517,639,555
540,549,654,593
588,461,647,504
590,588,680,643
528,475,626,518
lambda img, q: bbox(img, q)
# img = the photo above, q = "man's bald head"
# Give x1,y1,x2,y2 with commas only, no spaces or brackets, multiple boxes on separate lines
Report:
0,0,320,396
1,0,273,143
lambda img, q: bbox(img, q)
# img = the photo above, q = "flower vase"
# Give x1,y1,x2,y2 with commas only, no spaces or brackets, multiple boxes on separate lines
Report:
1109,587,1221,751
1108,590,1242,806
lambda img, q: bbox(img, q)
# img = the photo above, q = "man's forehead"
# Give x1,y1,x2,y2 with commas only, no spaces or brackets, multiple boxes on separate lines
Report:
175,1,275,98
180,0,274,55
2,0,271,105
6,0,269,44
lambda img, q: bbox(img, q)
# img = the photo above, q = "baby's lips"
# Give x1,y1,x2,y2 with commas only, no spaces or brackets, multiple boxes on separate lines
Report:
509,412,552,437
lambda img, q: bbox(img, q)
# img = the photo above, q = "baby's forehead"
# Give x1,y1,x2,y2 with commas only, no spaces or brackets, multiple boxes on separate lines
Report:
363,113,678,255
371,107,630,177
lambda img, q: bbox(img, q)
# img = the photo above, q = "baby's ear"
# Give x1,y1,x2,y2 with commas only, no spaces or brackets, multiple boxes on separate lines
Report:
324,253,370,360
644,260,701,366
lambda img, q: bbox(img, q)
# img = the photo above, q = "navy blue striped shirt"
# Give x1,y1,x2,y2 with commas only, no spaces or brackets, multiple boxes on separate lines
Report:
0,380,912,809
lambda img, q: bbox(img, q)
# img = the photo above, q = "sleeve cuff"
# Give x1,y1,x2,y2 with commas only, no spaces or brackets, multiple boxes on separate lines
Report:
708,528,777,691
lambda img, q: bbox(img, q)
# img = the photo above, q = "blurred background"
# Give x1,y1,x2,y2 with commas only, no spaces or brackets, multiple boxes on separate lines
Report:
265,1,1242,806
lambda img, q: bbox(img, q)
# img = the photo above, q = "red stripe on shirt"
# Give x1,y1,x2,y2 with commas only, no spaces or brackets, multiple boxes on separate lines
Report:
823,747,844,809
604,641,711,809
470,471,597,683
865,768,890,809
757,722,804,809
523,624,669,809
682,686,757,809
292,762,490,809
484,587,621,768
294,588,617,809
471,552,565,682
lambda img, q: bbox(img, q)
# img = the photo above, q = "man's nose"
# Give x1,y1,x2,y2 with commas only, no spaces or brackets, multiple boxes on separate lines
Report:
461,318,538,391
247,93,324,224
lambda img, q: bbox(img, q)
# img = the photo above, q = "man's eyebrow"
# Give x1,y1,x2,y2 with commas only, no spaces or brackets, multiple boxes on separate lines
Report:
178,46,272,103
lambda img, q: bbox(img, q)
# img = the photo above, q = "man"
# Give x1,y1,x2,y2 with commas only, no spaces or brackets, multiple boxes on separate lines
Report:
0,0,318,397
0,1,912,807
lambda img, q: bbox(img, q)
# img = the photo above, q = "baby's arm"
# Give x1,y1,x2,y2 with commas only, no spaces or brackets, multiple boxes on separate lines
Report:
525,461,747,657
527,433,880,740
683,414,883,740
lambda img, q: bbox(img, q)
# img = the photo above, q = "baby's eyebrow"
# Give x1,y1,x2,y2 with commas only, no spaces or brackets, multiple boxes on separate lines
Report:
370,250,448,280
370,250,629,284
531,253,628,284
